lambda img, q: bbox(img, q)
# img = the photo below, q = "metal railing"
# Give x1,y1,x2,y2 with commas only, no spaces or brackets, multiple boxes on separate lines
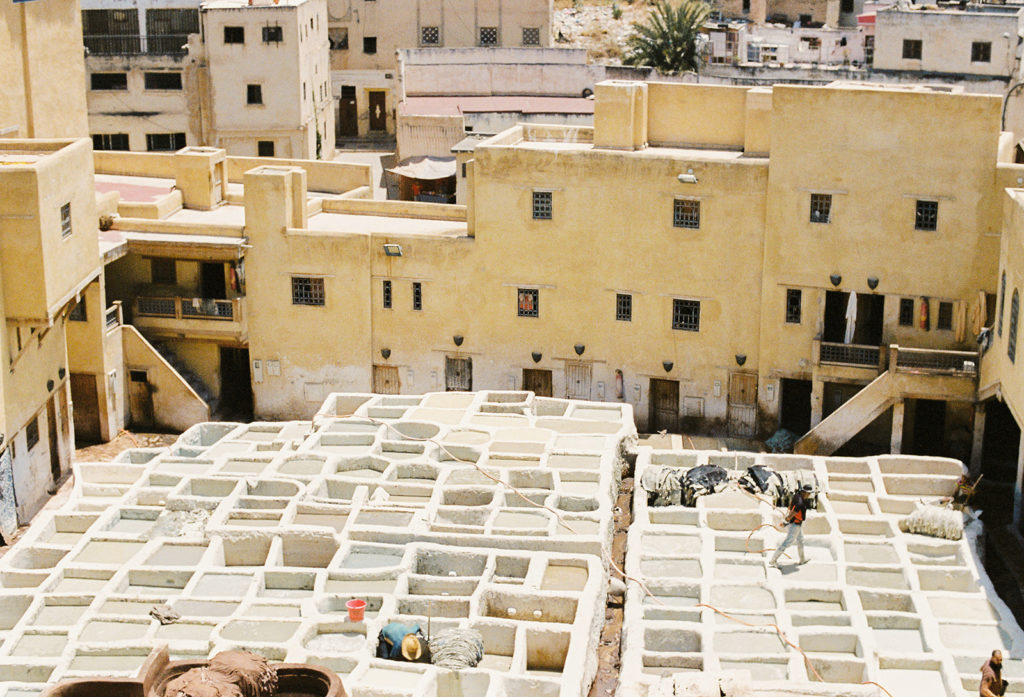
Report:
134,296,238,322
84,34,190,56
819,341,882,367
893,346,978,376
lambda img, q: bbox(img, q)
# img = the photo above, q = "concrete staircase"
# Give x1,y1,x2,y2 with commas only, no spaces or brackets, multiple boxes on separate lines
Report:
151,341,215,406
795,372,896,456
794,365,978,456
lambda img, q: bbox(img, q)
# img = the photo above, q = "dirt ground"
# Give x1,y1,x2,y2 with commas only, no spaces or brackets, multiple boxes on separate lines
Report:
75,430,180,461
553,0,651,62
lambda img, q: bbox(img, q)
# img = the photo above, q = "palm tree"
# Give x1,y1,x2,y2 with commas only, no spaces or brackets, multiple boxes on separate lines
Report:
624,0,712,75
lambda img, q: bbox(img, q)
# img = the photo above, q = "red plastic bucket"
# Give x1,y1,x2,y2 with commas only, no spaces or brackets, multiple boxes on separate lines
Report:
346,598,367,622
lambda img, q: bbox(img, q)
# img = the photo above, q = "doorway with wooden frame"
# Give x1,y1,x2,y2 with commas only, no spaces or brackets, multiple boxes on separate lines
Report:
523,369,553,397
368,90,387,132
445,356,472,392
649,378,680,433
129,369,154,428
728,371,758,437
338,86,358,137
565,362,591,400
373,364,400,394
70,373,102,442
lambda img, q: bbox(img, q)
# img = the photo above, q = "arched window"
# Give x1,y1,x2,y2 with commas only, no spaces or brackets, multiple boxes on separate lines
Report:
999,272,1006,336
1009,289,1019,364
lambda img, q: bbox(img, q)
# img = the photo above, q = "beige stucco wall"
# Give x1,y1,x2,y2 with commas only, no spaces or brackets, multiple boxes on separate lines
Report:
0,0,88,138
0,139,101,322
122,325,210,430
874,7,1022,77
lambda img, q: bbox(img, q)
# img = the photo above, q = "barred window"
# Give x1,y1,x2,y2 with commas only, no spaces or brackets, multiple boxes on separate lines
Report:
480,26,498,46
902,39,921,59
673,199,700,229
224,26,244,44
1010,289,1019,363
672,299,700,332
382,280,392,309
144,72,182,90
532,191,552,220
60,203,72,238
518,288,539,317
915,200,938,231
421,26,439,45
146,132,186,151
971,41,991,63
90,72,127,90
899,298,914,327
1000,272,1006,336
26,415,39,451
263,25,283,43
92,133,129,150
69,300,87,322
522,27,540,45
785,289,801,324
616,293,632,322
810,193,832,223
291,276,325,306
937,301,953,331
412,282,422,311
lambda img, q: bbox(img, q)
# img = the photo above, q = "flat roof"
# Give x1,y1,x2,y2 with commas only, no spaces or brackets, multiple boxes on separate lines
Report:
400,95,595,117
95,174,175,203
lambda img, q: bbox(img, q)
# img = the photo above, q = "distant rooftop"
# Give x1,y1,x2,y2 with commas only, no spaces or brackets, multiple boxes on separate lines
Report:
400,96,595,118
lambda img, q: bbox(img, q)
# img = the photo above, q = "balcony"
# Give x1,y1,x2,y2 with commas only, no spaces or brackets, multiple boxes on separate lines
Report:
891,345,978,377
84,34,190,56
132,296,245,341
818,341,883,369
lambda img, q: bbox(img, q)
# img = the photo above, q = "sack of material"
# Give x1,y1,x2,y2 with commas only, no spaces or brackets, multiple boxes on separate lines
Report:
640,465,685,506
900,504,964,540
738,465,784,504
681,465,729,507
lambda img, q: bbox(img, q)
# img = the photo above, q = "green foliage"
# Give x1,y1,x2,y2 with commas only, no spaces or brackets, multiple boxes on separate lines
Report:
316,129,323,160
612,2,623,19
623,0,711,75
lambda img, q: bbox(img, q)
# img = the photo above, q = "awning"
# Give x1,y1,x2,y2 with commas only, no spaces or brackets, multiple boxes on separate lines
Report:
387,156,457,181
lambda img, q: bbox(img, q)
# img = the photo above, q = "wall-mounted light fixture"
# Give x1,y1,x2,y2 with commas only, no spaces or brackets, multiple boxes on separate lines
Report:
383,243,402,257
574,344,585,356
453,335,464,347
677,172,699,184
735,354,747,366
663,361,674,372
531,351,542,363
867,276,879,290
830,273,842,287
380,348,391,360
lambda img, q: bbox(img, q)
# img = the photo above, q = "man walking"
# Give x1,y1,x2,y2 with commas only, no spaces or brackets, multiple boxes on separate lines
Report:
770,485,810,567
980,650,1007,697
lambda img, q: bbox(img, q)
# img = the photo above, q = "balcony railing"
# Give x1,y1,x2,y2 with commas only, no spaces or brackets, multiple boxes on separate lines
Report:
105,301,122,330
135,296,238,322
893,346,978,376
819,341,882,368
84,34,190,56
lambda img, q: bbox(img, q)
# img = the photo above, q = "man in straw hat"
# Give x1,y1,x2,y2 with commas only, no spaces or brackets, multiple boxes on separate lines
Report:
377,621,428,662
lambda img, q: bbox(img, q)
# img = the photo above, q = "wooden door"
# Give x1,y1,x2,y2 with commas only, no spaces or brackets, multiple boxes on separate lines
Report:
129,370,154,428
338,86,358,137
649,379,680,433
368,90,387,132
46,397,61,483
445,357,472,392
70,373,101,442
565,362,591,400
728,371,758,437
523,369,553,397
372,365,400,394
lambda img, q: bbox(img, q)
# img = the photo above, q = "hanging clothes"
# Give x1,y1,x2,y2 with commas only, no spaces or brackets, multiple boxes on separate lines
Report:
971,290,987,335
920,297,930,330
844,291,858,344
954,301,967,343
